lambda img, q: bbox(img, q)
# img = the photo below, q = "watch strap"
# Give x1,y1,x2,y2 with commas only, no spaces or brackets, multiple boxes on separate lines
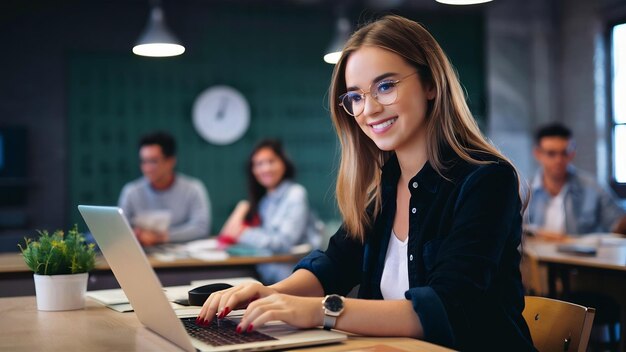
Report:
323,314,337,330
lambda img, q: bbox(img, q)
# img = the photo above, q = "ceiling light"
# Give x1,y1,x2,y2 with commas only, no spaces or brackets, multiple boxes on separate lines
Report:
133,4,185,57
324,17,351,64
435,0,493,5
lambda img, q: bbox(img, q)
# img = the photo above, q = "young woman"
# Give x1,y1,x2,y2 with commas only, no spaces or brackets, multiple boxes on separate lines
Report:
218,139,322,284
199,15,535,351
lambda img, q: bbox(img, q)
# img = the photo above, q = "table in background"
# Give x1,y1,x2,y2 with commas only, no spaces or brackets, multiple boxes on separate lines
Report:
523,238,626,350
0,296,454,352
0,251,303,297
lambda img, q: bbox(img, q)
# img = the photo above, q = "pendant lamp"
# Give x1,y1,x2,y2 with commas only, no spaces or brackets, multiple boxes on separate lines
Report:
133,3,185,57
435,0,492,5
323,17,351,64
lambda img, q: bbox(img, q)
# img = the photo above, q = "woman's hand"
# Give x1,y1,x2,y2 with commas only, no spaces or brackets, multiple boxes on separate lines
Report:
196,282,277,325
218,201,250,240
133,227,168,247
535,229,568,242
235,294,324,333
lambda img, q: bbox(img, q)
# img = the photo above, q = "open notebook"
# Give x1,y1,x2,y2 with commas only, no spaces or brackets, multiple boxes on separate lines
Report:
78,205,346,352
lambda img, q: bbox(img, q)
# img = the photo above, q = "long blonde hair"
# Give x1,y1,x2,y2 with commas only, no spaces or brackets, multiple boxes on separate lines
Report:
330,15,513,242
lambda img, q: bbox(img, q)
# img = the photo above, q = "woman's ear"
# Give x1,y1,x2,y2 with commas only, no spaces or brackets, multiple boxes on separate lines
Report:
425,84,436,101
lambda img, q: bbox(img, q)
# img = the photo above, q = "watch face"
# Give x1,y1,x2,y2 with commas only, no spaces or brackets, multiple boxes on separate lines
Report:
192,86,250,145
324,295,344,312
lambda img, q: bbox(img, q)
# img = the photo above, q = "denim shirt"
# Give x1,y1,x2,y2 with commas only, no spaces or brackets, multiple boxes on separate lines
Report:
239,180,322,253
294,154,535,351
527,166,625,235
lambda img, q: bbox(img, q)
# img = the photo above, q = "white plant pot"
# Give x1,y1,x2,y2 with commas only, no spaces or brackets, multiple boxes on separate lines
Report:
33,273,89,311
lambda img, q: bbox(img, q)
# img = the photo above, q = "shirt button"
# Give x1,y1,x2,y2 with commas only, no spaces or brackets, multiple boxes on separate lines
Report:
411,208,417,214
412,181,419,189
409,254,414,261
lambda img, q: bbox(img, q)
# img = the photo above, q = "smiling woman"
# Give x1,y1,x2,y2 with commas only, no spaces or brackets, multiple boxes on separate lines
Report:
197,15,536,352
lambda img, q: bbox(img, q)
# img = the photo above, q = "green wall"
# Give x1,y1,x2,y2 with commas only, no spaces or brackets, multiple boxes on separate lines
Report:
68,5,485,233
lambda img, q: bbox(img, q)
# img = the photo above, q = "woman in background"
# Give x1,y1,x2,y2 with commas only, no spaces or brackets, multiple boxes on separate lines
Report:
200,15,535,351
219,139,322,284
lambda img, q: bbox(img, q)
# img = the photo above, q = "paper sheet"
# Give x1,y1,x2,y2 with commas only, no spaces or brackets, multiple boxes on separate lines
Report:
133,210,171,232
87,278,259,313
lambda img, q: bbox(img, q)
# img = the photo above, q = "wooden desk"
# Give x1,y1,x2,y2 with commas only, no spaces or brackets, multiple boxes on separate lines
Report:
523,238,626,297
0,252,303,297
0,296,454,352
524,239,626,273
523,238,626,349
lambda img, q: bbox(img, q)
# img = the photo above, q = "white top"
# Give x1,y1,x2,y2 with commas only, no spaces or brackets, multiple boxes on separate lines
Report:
380,230,409,300
543,185,567,233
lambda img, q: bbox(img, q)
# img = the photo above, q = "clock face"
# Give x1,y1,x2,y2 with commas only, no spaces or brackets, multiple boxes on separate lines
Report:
192,86,250,145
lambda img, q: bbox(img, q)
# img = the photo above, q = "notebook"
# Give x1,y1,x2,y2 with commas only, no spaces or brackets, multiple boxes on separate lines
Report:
78,205,346,352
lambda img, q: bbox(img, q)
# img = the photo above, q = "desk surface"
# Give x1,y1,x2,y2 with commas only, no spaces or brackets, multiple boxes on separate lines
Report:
524,238,626,272
0,296,454,352
0,251,305,297
0,251,304,274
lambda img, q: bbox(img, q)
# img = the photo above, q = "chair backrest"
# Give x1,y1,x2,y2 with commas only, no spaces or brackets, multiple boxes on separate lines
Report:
523,296,595,352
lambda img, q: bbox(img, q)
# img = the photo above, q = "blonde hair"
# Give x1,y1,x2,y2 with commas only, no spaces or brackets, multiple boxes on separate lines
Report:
330,15,514,242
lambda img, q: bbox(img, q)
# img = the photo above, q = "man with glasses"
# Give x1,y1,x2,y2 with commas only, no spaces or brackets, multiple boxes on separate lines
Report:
118,131,211,246
525,123,625,239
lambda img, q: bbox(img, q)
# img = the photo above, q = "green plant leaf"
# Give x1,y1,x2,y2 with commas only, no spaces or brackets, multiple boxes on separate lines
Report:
19,225,96,275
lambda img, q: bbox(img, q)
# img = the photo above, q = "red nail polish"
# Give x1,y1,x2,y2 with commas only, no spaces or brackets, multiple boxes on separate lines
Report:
247,324,254,333
218,310,224,319
224,307,231,316
236,325,243,334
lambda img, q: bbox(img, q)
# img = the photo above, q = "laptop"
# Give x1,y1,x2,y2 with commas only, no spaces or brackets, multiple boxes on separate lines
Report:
78,205,346,352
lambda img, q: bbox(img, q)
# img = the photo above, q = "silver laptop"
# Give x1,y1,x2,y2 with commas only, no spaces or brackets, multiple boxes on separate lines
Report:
78,205,346,352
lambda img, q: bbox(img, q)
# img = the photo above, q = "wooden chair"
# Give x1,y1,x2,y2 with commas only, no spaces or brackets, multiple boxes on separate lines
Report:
523,296,595,352
520,251,547,296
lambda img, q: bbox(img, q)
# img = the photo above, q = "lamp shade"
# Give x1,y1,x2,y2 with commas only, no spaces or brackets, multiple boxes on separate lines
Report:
435,0,492,4
133,6,185,57
324,17,351,64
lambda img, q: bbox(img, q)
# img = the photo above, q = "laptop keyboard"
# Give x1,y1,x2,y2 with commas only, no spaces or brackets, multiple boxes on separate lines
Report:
181,317,277,346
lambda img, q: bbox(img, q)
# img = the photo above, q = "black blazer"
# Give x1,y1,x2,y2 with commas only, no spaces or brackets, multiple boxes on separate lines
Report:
295,153,536,351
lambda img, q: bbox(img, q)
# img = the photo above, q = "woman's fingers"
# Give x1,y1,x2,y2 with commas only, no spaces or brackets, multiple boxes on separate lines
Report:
236,294,321,333
198,290,226,323
223,287,251,313
198,285,240,323
238,301,285,333
197,282,275,324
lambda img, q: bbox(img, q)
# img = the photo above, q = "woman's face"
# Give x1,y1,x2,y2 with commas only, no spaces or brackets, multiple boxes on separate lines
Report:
343,46,435,153
251,147,286,191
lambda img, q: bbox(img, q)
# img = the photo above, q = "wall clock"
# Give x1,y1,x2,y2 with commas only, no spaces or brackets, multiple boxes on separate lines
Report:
192,85,250,145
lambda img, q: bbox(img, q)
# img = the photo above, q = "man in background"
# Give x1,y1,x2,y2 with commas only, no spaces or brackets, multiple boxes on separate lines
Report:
526,123,625,240
118,131,211,246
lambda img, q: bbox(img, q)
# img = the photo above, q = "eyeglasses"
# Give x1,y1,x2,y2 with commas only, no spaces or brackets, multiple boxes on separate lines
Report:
539,148,573,159
338,72,418,117
140,157,166,166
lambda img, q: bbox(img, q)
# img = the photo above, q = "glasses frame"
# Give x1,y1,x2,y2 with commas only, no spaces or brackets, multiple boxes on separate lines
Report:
538,147,575,159
338,71,418,117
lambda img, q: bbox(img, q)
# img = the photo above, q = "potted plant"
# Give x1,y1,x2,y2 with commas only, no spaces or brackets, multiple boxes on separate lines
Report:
19,225,96,311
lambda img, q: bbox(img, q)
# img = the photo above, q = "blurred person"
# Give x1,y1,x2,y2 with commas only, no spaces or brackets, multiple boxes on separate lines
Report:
118,131,211,246
526,123,625,240
219,139,323,284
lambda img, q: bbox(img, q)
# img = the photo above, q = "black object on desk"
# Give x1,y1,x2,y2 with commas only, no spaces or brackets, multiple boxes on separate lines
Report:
556,244,597,256
184,283,233,306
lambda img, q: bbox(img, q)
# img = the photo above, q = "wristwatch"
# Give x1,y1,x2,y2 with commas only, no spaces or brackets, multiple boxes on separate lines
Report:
322,294,345,330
